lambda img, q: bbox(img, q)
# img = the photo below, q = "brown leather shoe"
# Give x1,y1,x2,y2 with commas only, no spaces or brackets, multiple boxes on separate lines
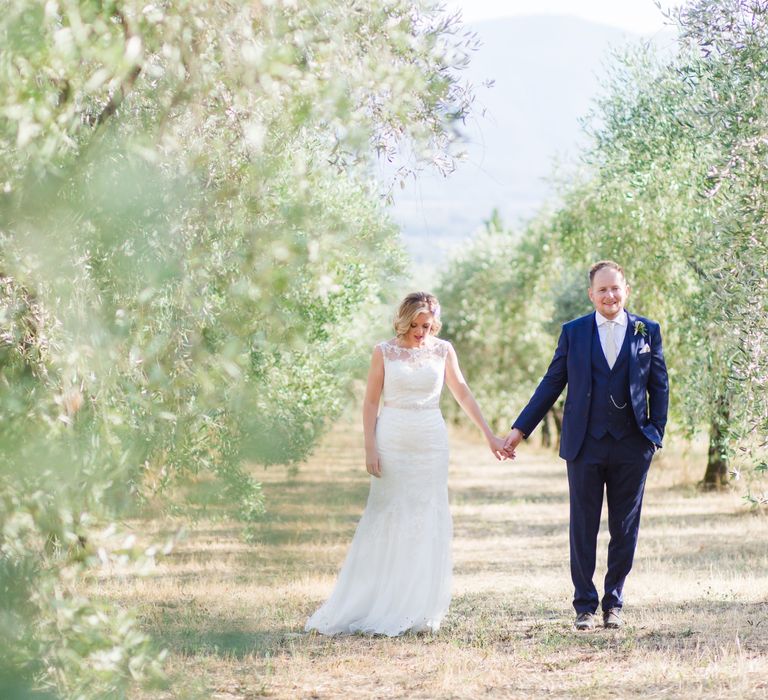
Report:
603,607,623,629
574,612,596,630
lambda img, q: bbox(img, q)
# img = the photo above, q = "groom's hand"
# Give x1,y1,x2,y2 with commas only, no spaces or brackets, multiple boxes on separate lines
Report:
503,428,524,457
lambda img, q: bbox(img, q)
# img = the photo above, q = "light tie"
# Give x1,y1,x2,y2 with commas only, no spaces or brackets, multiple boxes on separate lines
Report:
605,321,617,369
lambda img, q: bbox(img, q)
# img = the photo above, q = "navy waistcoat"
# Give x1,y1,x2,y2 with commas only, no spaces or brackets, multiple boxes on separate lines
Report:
587,320,638,440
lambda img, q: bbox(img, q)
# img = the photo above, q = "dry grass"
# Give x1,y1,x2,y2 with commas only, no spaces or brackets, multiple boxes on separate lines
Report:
87,421,768,699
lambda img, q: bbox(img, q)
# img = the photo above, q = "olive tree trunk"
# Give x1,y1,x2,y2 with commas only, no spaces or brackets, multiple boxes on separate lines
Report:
702,391,730,489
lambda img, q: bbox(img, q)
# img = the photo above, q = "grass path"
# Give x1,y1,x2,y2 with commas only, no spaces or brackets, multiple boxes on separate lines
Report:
100,421,768,699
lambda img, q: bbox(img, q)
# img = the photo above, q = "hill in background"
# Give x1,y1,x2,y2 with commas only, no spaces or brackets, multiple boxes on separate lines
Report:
384,15,676,264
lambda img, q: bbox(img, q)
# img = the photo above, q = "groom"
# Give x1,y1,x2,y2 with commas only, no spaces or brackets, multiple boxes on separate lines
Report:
504,260,668,630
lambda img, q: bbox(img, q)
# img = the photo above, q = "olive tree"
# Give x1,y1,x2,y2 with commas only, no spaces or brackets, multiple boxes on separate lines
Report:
438,0,768,498
437,211,588,443
553,1,768,492
0,0,475,696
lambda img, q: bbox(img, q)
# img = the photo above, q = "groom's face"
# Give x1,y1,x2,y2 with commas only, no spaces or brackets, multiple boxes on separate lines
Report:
588,267,630,320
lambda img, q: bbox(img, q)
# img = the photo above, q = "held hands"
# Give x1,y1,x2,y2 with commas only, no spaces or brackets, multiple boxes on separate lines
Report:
367,434,516,471
365,448,382,478
503,428,524,458
488,434,515,461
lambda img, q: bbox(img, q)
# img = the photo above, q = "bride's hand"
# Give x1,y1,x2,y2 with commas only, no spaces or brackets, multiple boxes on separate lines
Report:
488,434,513,461
366,450,382,478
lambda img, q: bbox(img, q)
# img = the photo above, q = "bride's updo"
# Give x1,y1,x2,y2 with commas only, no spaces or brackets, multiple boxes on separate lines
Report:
393,292,442,337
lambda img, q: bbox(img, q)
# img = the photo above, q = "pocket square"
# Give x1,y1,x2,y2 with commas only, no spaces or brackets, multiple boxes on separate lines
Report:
639,343,651,354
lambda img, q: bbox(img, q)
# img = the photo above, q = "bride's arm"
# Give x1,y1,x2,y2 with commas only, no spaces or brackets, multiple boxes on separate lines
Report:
444,343,509,461
362,346,385,477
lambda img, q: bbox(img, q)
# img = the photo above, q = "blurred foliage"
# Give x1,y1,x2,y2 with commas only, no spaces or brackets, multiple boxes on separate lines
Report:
0,0,475,696
438,0,767,497
437,210,589,432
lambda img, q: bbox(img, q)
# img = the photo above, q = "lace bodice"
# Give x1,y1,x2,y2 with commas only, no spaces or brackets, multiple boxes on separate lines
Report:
378,338,451,410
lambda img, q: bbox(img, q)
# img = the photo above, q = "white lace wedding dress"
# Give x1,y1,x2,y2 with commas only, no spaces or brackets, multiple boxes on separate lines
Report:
305,337,453,636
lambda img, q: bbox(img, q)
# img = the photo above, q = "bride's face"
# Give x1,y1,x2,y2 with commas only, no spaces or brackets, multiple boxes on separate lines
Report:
403,312,435,347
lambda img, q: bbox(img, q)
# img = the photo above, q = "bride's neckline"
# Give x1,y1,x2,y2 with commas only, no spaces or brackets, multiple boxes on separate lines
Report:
387,337,438,352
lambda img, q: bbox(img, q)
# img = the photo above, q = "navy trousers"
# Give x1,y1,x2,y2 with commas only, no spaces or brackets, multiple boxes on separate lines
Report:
566,430,655,614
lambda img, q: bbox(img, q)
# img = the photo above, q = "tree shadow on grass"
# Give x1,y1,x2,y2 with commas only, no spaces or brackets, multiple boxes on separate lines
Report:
150,625,304,659
138,592,768,670
146,620,444,660
641,507,756,530
442,593,768,657
453,518,567,540
628,600,768,654
452,487,567,506
638,528,766,562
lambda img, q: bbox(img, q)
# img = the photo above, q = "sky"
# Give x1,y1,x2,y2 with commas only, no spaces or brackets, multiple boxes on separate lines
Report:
446,0,673,35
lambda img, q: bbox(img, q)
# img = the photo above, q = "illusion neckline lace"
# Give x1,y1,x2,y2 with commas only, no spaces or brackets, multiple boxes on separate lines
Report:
387,338,437,350
379,337,449,360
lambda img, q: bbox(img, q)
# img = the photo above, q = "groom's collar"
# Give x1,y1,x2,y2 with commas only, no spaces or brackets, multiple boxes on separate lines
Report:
594,309,628,327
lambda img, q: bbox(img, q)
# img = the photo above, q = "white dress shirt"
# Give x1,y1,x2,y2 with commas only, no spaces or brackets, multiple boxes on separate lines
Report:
595,310,628,367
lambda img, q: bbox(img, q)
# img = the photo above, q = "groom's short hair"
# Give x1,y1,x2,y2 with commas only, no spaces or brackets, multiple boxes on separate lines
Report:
589,260,625,285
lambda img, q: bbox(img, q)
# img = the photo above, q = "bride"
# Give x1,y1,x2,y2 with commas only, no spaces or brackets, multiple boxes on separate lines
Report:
305,292,511,637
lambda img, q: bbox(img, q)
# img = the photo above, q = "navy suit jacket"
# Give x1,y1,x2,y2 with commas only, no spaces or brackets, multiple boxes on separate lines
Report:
513,311,669,461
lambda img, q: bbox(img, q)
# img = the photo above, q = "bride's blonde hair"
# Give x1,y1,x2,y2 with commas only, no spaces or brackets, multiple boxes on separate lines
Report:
393,292,442,337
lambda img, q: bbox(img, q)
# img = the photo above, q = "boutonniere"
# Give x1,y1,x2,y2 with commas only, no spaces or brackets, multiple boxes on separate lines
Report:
633,320,647,337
